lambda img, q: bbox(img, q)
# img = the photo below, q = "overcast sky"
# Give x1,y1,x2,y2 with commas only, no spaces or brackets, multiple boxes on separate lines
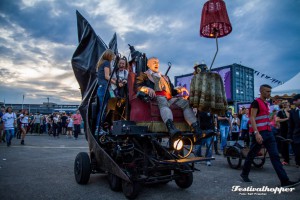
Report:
0,0,299,104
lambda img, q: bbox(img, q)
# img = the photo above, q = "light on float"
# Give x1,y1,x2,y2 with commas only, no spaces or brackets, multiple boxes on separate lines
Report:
173,139,184,151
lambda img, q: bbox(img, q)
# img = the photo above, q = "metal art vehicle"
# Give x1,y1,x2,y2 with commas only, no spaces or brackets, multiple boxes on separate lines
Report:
71,11,215,199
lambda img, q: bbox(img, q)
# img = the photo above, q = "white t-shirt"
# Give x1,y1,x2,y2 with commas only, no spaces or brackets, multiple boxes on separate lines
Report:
20,114,29,124
34,114,42,124
67,117,74,128
3,112,17,130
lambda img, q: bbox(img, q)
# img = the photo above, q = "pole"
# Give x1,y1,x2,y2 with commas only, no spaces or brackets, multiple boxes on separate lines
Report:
47,97,49,113
209,34,219,71
22,94,25,110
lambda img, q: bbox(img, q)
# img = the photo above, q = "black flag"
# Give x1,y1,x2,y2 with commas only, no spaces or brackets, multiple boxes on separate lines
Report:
71,10,107,97
109,32,118,55
71,10,108,132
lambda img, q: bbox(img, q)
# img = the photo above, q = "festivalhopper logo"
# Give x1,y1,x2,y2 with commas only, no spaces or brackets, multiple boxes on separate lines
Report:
232,186,295,195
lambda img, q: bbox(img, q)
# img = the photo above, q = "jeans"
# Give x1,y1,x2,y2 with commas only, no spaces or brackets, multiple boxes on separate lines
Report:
241,130,289,184
195,132,213,158
5,129,15,145
96,83,109,127
74,124,81,138
220,125,230,150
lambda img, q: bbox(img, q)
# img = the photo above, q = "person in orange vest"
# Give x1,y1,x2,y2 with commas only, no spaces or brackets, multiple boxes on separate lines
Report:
240,84,300,188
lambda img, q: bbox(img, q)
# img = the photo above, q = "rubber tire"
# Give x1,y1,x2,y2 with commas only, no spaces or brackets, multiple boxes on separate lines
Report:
175,165,193,189
74,152,91,184
122,180,140,199
226,147,242,169
252,157,266,168
108,172,122,191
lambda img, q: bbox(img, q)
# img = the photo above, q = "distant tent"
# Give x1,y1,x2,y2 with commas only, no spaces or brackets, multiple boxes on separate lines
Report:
272,72,300,96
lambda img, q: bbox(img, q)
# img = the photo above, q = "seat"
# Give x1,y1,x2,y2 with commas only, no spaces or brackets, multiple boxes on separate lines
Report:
127,72,190,132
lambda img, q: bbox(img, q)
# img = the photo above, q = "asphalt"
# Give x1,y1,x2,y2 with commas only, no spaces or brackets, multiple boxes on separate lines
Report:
0,134,299,200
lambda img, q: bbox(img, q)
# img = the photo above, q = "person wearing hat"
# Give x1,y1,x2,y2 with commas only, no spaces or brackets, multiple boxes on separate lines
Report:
288,94,300,168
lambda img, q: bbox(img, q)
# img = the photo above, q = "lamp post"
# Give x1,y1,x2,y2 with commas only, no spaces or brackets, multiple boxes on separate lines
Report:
22,94,25,110
47,97,50,113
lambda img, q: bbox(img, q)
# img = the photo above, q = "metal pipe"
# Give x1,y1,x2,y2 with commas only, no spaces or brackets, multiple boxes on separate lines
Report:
209,34,219,71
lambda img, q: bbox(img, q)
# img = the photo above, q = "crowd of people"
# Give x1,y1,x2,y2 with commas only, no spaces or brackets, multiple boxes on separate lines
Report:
0,107,83,146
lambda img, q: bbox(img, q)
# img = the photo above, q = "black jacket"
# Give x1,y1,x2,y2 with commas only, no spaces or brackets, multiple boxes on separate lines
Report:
288,108,300,144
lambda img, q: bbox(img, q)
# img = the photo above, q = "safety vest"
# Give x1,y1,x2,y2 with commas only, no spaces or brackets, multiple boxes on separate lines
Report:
249,98,271,132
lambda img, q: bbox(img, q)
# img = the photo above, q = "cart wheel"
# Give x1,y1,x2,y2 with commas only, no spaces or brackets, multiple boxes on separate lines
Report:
252,157,265,168
108,172,122,191
122,180,140,199
175,165,193,189
74,152,91,184
226,146,242,169
252,148,266,168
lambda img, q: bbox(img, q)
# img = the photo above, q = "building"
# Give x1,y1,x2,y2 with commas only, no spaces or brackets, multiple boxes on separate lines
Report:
174,63,255,103
0,102,79,114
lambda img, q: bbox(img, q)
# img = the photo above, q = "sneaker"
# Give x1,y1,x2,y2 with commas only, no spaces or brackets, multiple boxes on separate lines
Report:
215,152,221,155
206,161,211,166
240,174,252,182
281,180,300,188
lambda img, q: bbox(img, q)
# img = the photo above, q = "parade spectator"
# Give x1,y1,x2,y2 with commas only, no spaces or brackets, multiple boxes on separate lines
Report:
217,107,232,151
40,115,47,134
66,113,74,138
95,49,115,134
288,94,300,168
33,112,42,134
213,118,221,155
19,109,30,145
231,113,240,141
57,114,62,137
240,84,300,188
111,57,129,98
240,108,250,147
16,110,22,139
72,110,82,140
29,113,35,133
61,112,68,135
47,114,53,135
270,108,281,153
52,113,59,138
0,106,5,143
195,111,216,166
276,101,290,165
2,106,17,146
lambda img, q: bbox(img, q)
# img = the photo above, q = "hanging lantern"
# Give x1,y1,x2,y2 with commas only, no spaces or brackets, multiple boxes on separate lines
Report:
200,0,232,38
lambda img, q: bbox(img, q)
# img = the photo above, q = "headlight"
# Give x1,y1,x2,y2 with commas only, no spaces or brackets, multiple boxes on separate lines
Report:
173,139,183,151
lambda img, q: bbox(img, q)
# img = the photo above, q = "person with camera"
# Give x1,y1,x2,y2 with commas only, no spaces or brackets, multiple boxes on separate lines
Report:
135,57,203,139
231,113,240,141
111,57,129,98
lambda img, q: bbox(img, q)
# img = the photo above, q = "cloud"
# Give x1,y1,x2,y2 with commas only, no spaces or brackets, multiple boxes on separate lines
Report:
0,0,299,104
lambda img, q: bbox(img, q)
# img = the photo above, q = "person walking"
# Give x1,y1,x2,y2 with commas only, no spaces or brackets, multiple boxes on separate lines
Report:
240,84,300,188
2,107,17,146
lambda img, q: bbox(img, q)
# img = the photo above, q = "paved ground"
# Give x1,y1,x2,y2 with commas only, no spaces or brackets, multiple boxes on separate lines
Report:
0,134,299,200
